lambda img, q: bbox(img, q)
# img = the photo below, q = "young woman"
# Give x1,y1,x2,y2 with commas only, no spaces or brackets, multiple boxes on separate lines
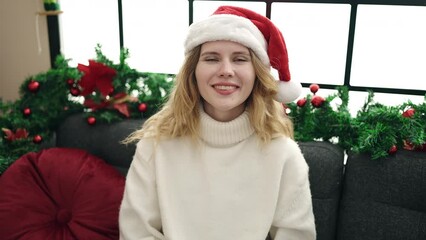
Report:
119,6,316,240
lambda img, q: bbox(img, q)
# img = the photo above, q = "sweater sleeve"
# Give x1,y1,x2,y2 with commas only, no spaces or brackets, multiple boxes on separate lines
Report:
119,140,165,240
270,140,316,240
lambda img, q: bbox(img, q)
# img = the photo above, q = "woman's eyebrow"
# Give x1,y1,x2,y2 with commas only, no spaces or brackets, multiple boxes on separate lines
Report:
233,51,250,56
200,51,250,56
200,51,219,56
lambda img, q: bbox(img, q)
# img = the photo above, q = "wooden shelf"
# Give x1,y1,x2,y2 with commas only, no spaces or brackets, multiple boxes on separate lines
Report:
37,10,63,16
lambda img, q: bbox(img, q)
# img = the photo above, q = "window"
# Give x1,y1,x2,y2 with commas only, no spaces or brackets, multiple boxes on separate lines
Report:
271,3,351,85
351,4,426,91
122,0,188,74
193,1,265,19
59,0,120,66
57,0,426,113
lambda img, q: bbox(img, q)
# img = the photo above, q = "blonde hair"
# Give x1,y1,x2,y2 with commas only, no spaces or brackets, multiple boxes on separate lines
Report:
123,45,294,144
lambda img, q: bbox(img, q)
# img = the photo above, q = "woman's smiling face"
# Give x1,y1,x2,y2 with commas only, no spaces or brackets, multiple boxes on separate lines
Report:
195,40,256,122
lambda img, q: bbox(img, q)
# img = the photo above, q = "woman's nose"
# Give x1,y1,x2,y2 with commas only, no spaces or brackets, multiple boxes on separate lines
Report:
218,60,234,77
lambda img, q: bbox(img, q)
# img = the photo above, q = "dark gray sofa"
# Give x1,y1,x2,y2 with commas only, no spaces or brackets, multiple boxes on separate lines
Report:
55,113,426,240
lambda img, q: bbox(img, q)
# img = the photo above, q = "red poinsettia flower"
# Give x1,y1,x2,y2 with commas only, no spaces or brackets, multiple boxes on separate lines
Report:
83,92,137,117
110,93,138,117
403,140,426,152
77,60,117,97
2,128,29,141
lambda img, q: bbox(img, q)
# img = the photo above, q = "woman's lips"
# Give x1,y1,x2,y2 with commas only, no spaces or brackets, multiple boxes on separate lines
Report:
212,84,239,95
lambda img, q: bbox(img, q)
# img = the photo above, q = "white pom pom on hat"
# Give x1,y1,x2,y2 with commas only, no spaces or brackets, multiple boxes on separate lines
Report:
184,5,302,103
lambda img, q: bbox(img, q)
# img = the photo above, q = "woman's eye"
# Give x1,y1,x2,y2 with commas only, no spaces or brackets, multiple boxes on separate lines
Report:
235,57,249,62
204,58,218,62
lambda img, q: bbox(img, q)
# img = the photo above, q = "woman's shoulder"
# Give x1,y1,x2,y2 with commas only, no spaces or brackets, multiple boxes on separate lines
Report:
269,135,304,160
136,137,155,148
268,136,310,176
271,135,299,150
133,137,157,163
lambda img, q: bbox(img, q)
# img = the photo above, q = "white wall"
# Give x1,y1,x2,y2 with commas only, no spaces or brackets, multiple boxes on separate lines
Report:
0,0,50,101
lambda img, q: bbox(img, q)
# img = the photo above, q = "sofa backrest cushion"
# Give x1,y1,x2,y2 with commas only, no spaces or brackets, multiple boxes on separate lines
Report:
337,150,426,240
55,113,144,175
0,147,125,240
299,141,345,240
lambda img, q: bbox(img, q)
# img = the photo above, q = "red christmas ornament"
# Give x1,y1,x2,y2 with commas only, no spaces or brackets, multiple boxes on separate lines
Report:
27,80,40,92
33,135,43,144
311,95,325,108
309,84,320,94
70,87,81,96
87,116,96,125
296,98,307,107
66,79,75,86
138,103,148,112
402,108,415,118
23,108,32,117
388,145,397,154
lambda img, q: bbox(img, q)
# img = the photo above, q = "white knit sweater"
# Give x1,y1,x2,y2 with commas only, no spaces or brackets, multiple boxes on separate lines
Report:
119,109,316,240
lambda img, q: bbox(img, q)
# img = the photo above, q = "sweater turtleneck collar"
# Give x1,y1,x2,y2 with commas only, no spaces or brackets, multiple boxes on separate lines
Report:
199,106,255,147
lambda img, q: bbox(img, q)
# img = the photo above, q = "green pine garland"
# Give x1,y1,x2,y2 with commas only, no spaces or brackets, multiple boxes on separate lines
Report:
288,86,426,160
0,46,173,174
0,55,82,173
1,46,425,175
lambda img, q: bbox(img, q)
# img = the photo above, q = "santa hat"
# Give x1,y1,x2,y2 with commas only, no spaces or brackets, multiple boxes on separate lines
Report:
184,5,302,103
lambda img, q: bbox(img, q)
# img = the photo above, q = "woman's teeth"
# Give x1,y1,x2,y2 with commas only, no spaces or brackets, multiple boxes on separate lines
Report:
214,85,236,90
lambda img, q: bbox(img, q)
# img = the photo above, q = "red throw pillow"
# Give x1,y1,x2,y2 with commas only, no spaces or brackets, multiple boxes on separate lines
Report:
0,148,125,240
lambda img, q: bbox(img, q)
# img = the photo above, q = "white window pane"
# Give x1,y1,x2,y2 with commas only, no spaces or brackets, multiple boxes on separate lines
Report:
122,0,188,74
351,5,426,91
59,0,120,66
271,3,351,85
193,1,266,21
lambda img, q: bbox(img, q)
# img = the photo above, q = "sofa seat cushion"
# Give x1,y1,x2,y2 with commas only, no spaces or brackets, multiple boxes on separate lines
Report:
0,148,125,240
337,150,426,240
